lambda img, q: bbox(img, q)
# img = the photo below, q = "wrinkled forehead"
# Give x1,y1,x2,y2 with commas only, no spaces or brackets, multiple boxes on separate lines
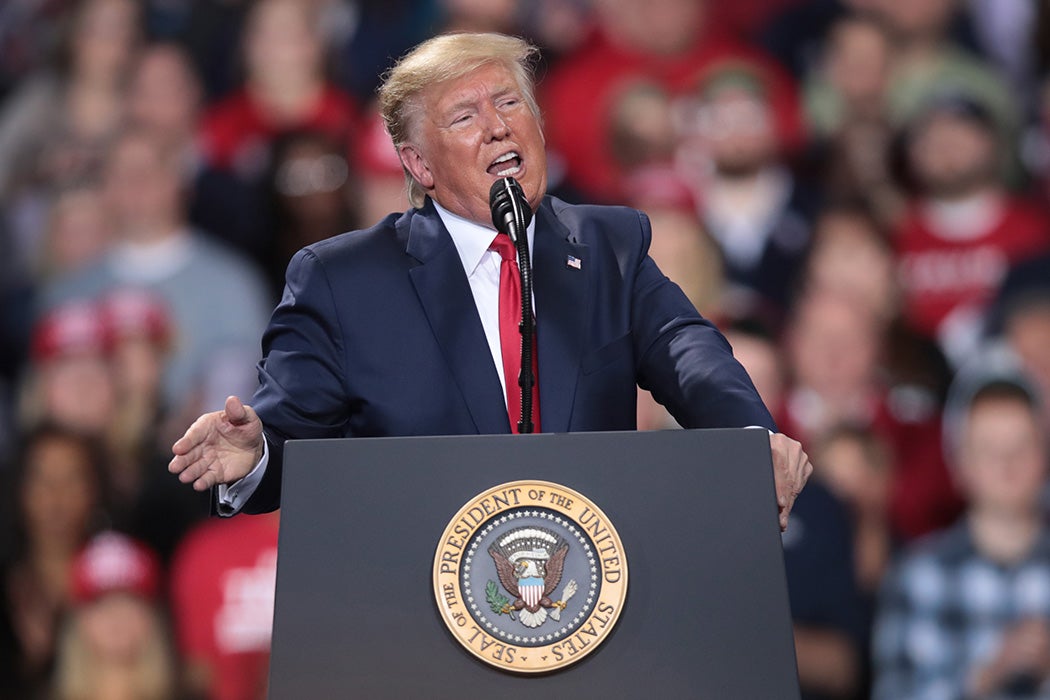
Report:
424,62,523,112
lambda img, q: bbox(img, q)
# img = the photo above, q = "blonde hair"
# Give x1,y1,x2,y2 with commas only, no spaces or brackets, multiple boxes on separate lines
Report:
378,32,541,208
53,603,176,700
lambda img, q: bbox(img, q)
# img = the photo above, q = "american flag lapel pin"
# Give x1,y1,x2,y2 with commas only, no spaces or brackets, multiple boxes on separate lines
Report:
566,255,582,270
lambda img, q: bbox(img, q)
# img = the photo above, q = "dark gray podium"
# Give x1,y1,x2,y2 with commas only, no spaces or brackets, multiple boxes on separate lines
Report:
268,429,800,698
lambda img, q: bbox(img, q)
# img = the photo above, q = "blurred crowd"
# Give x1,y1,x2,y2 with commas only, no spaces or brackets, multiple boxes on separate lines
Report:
1,0,1050,698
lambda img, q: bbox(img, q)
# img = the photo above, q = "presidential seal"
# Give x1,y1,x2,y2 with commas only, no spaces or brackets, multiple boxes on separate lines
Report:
433,480,628,673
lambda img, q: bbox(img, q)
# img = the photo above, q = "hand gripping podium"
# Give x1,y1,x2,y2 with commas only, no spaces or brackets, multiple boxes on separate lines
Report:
267,429,800,698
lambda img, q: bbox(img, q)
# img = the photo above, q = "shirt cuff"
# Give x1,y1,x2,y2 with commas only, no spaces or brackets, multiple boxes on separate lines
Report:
215,439,269,517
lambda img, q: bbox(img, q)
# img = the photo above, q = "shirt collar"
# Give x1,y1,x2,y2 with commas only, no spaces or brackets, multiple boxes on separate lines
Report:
431,198,536,277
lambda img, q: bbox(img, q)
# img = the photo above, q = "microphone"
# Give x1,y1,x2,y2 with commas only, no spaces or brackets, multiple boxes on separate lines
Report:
487,176,536,433
489,177,532,242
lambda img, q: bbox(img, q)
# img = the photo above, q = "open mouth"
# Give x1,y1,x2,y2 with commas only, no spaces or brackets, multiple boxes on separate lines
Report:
487,151,523,177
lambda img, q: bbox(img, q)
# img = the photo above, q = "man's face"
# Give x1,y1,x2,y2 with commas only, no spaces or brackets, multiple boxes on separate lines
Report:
400,62,547,226
959,398,1046,515
104,136,182,236
689,87,776,177
909,112,997,198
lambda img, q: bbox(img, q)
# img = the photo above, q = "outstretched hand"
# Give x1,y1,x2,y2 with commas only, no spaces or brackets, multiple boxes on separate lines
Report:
169,395,265,492
770,432,813,531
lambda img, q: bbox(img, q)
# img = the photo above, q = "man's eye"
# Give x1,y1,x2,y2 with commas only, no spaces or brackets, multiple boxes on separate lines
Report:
453,114,472,125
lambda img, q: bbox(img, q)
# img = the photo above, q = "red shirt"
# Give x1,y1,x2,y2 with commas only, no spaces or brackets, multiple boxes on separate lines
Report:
896,197,1050,340
170,514,279,700
540,28,803,201
200,84,359,177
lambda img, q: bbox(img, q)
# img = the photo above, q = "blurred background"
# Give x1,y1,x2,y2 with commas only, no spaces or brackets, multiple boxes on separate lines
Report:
2,0,1050,698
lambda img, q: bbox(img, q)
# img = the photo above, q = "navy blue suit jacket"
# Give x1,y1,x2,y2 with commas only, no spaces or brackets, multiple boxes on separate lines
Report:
243,196,774,513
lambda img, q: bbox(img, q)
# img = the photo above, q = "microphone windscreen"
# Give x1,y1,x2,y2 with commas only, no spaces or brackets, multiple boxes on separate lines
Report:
489,177,533,234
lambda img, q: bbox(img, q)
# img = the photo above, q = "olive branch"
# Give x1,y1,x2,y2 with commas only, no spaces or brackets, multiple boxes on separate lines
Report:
486,580,515,620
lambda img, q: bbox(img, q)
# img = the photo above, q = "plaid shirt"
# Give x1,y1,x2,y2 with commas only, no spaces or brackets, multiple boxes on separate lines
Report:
873,521,1050,700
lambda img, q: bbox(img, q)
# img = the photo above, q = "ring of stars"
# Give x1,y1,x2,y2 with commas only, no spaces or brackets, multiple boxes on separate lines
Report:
461,508,600,647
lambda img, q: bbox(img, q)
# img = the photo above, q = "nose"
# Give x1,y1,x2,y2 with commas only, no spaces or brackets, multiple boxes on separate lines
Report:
481,103,510,141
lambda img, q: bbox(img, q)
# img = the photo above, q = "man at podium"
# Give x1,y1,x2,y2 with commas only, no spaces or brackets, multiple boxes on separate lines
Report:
168,32,812,530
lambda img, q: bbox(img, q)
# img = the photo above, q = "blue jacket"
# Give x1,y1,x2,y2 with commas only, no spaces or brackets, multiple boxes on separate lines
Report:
243,196,775,513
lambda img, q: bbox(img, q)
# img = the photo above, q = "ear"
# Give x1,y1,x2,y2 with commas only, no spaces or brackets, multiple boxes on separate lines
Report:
398,144,434,190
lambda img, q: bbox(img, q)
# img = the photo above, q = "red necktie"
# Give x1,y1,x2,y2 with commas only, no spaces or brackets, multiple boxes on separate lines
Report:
490,233,540,433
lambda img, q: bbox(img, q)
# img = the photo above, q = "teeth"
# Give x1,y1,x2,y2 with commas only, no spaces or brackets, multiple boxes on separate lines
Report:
495,163,521,177
492,151,518,165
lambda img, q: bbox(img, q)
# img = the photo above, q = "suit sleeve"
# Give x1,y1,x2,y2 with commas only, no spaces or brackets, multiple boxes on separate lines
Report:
242,247,352,513
628,210,777,431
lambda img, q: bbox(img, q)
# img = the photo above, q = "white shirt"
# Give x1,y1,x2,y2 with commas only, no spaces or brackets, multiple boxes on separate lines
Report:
217,202,536,515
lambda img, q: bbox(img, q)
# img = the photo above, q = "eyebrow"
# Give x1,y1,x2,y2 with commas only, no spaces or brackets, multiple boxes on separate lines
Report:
443,85,519,115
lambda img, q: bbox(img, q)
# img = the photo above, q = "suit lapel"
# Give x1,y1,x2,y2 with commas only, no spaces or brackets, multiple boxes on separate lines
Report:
533,200,589,433
405,202,510,434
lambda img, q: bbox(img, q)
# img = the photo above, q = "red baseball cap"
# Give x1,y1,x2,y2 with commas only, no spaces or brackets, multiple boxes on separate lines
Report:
101,288,172,348
70,532,161,605
31,301,112,362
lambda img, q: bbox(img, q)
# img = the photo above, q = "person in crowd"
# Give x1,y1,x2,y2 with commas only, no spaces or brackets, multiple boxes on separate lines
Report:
40,183,114,283
759,0,883,78
803,204,898,322
814,424,895,601
894,94,1050,367
263,130,358,295
814,424,896,697
126,40,267,269
674,61,818,321
804,204,953,412
22,301,117,438
0,425,106,697
607,80,678,193
126,42,200,170
102,288,172,488
783,478,865,700
803,14,904,227
999,302,1050,432
0,0,140,280
52,531,179,700
874,371,1050,699
105,287,212,562
876,0,1018,136
783,289,961,539
722,313,863,699
44,127,272,428
198,0,358,189
170,513,279,700
197,0,359,267
541,0,803,202
993,260,1050,431
805,11,892,139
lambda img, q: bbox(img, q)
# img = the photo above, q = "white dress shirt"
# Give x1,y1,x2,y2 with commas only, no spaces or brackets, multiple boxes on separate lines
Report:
217,202,536,514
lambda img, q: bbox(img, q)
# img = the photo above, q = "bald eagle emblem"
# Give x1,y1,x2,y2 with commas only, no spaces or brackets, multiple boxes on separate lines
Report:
487,526,579,628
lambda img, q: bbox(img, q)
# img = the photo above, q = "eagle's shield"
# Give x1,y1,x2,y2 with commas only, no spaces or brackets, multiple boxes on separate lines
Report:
519,576,544,608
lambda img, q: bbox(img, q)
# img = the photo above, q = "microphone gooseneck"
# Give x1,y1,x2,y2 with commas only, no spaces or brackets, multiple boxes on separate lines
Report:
488,177,536,433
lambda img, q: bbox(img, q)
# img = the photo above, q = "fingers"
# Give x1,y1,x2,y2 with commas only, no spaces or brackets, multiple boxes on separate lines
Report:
223,395,249,425
167,442,203,475
171,411,219,456
770,432,813,531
